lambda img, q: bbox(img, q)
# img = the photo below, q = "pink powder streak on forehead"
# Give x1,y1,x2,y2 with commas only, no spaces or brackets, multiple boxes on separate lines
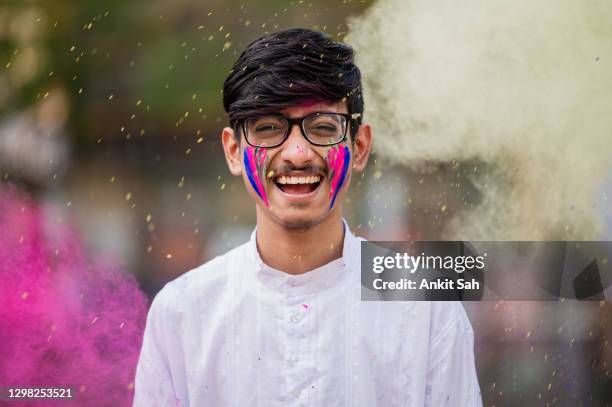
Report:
281,99,344,115
295,99,322,108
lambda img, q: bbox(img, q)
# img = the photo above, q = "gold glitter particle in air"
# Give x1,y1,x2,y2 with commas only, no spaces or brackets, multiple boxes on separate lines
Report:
125,192,132,201
267,170,275,179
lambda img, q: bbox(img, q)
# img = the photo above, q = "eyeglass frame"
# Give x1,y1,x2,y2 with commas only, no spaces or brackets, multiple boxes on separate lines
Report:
236,111,362,148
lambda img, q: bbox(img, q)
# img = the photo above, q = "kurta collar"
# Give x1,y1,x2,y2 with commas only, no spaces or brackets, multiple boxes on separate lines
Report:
247,219,359,295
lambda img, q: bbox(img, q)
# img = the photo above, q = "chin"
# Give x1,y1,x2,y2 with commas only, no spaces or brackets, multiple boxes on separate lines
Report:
267,205,332,231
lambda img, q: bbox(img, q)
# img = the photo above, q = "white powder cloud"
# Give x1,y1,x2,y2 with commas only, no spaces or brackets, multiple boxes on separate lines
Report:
348,0,612,240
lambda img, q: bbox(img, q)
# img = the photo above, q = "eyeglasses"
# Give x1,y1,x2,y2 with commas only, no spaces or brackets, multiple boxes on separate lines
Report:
239,112,361,148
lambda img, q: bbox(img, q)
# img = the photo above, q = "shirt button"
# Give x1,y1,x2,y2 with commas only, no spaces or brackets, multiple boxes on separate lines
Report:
290,314,302,323
291,389,301,398
289,354,299,363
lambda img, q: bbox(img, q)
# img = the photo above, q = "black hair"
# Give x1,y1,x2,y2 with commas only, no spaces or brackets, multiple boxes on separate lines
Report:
223,28,364,139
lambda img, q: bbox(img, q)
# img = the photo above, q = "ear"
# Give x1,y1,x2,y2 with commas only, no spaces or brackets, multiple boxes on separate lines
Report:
221,127,242,176
351,123,373,172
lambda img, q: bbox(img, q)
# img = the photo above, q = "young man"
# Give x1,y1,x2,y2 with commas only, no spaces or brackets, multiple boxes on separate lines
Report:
134,28,482,406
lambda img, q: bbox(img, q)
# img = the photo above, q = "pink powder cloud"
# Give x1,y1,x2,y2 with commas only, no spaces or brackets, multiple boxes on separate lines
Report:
0,185,148,406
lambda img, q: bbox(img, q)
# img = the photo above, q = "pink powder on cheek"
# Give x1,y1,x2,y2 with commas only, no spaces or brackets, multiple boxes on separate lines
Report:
244,147,270,207
0,185,148,406
255,148,271,204
326,145,351,209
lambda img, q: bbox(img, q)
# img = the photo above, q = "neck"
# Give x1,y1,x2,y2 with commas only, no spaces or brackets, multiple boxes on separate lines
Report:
255,209,345,275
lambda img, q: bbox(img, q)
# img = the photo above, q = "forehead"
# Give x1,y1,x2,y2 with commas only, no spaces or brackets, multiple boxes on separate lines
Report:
281,100,347,117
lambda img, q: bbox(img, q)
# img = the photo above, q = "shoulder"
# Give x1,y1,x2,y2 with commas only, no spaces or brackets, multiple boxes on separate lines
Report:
428,301,475,349
150,241,250,316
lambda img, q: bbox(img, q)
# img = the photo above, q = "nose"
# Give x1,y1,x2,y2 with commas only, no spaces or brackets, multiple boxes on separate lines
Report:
279,123,314,167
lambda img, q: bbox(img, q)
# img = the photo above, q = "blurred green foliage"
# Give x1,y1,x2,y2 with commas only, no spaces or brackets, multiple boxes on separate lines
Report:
0,0,372,144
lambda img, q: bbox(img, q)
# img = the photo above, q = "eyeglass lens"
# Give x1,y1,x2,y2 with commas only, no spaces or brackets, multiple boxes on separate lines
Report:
245,113,347,147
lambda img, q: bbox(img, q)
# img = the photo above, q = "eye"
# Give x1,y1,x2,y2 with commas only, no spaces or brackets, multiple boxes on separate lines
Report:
314,124,338,131
247,117,286,133
255,124,280,132
308,122,340,134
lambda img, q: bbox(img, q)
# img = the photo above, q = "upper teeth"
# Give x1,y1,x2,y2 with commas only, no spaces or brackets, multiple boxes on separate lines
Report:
276,176,321,185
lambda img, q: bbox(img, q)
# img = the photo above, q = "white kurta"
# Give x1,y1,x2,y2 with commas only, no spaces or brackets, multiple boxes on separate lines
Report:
134,222,482,406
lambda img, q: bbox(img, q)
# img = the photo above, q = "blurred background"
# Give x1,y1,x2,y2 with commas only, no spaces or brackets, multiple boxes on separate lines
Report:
0,0,610,405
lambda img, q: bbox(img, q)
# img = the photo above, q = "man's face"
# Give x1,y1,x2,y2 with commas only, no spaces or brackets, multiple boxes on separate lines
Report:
222,100,372,230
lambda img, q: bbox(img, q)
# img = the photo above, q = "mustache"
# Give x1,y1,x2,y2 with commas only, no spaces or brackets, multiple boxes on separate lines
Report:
267,163,328,179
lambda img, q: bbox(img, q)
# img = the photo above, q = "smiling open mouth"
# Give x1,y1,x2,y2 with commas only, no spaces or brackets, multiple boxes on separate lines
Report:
275,175,322,195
